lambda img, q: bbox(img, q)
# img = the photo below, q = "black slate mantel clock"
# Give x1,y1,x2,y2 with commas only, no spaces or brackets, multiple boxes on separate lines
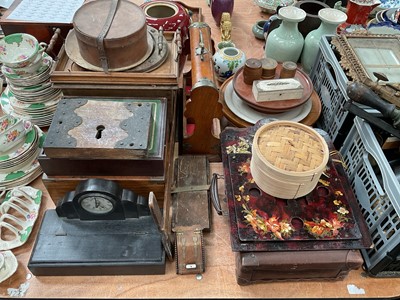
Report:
28,179,165,276
56,178,150,220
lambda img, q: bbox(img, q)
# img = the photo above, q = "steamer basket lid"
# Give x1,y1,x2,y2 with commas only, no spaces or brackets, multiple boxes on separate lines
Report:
73,0,146,40
255,121,328,173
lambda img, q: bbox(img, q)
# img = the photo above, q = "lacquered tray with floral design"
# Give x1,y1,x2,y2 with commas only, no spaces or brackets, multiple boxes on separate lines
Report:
228,153,361,242
220,119,372,252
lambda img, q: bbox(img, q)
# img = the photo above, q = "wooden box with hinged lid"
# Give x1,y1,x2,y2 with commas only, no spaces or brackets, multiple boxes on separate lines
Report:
41,95,176,204
43,97,167,160
39,96,169,176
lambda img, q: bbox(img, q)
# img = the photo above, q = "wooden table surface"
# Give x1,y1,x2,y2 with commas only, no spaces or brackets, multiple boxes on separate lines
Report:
1,0,400,298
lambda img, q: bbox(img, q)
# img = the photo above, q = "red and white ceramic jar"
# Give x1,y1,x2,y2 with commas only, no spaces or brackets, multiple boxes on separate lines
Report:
140,0,191,51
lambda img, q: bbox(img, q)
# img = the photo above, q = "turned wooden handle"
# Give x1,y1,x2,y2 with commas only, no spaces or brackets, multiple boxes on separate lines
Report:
46,27,62,55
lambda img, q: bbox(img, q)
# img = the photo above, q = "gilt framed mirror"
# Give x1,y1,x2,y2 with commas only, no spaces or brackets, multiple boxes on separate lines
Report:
332,33,400,107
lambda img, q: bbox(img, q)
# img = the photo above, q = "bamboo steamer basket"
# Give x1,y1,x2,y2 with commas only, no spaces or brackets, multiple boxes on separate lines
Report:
72,0,150,70
251,120,329,199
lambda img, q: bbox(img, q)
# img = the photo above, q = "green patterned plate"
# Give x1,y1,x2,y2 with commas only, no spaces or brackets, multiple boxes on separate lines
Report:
0,125,37,163
0,126,45,188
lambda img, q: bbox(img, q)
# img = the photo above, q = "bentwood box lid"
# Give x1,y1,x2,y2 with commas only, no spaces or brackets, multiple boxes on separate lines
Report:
72,0,152,70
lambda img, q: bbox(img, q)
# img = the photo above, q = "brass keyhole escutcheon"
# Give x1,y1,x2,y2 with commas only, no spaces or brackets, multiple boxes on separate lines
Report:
95,125,105,139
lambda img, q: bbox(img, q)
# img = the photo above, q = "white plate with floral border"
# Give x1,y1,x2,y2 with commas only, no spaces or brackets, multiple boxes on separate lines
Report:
0,124,38,169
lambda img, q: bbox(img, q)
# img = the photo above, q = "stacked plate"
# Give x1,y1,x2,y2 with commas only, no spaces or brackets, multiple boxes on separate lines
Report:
0,53,63,127
368,7,400,34
0,125,44,189
224,79,313,124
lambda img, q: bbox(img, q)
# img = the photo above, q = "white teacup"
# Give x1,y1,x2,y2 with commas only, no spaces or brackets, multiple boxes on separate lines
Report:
0,114,19,134
0,115,32,153
3,52,45,76
0,33,47,69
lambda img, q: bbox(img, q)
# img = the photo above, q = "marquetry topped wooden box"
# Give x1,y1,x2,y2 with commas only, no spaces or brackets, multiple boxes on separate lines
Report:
43,97,167,160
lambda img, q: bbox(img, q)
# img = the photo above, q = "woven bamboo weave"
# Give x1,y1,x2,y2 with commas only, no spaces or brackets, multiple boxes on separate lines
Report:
251,121,329,199
257,125,325,172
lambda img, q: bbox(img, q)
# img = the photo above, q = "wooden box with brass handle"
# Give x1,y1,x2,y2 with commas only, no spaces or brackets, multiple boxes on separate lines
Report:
182,22,223,157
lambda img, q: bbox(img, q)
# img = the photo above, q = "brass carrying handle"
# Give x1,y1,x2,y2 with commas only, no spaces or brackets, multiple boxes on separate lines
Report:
210,173,224,215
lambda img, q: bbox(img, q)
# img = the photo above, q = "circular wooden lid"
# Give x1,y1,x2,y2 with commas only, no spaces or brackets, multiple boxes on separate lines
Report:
282,61,297,71
245,58,262,70
73,0,146,41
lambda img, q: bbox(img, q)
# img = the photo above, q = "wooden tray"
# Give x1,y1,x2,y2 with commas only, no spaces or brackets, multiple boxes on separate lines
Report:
233,64,313,113
235,250,363,285
49,1,203,88
50,31,180,87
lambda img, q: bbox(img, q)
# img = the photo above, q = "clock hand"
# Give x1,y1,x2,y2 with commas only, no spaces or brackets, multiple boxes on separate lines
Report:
94,197,100,208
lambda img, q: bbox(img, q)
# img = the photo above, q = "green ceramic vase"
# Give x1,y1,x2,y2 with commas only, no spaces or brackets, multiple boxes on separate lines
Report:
301,8,347,74
264,6,306,63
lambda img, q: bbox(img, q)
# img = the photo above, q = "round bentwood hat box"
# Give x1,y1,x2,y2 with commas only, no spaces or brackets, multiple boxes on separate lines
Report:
72,0,151,70
250,120,329,199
